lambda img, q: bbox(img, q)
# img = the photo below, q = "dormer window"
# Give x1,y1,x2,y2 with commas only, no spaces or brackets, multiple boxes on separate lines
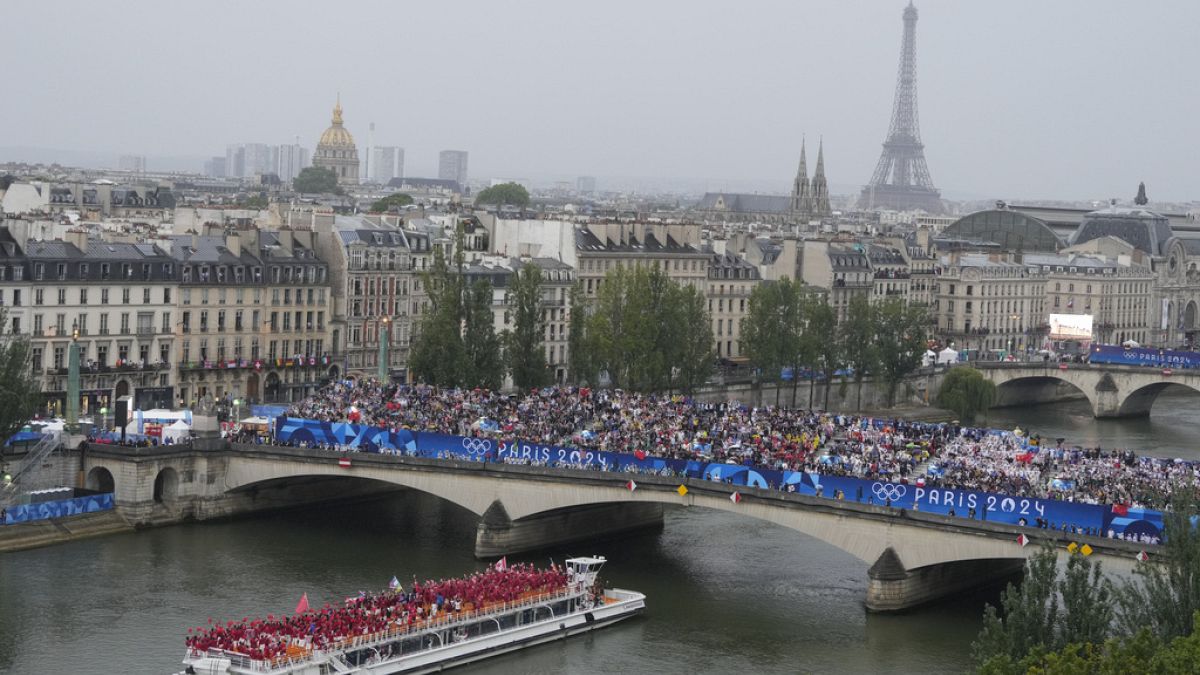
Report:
182,266,192,282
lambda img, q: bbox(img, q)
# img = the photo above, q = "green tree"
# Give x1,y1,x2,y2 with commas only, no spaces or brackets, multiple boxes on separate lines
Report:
566,281,593,385
670,282,714,395
873,298,929,406
410,241,467,386
802,296,840,410
1059,553,1115,648
504,264,550,390
475,182,530,208
973,547,1061,668
839,294,877,410
1117,490,1200,641
370,192,413,212
741,278,803,406
0,308,39,444
463,278,504,390
238,194,268,209
293,166,341,194
935,367,997,422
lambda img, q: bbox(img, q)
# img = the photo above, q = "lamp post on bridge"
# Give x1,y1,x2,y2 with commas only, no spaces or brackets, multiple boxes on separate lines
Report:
378,316,390,382
66,321,81,435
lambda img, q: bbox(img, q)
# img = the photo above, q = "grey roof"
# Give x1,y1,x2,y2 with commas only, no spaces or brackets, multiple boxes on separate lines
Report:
168,235,260,265
511,256,572,271
575,226,702,254
695,192,791,214
1070,207,1173,256
709,251,760,279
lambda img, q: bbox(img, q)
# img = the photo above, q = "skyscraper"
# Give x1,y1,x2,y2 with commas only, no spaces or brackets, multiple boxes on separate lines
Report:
858,2,943,213
577,176,596,195
204,156,226,178
118,155,146,174
276,144,309,182
438,150,469,188
372,146,403,183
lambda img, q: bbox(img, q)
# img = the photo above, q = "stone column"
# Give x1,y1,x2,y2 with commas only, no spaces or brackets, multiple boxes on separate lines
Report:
865,547,1024,612
474,500,665,559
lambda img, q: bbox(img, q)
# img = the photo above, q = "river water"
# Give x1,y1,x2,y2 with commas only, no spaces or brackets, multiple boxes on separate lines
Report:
3,394,1200,675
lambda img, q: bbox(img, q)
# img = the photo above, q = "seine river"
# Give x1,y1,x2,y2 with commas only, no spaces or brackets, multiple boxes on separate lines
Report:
2,393,1199,675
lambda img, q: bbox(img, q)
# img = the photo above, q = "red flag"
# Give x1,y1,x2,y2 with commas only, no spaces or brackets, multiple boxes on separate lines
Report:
1112,503,1129,517
730,492,742,504
1136,550,1150,562
338,457,352,468
495,556,507,571
1016,534,1029,547
295,593,309,614
626,480,637,492
634,450,647,461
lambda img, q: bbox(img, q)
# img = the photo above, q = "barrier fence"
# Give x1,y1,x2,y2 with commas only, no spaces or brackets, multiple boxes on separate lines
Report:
2,493,114,525
272,417,1166,541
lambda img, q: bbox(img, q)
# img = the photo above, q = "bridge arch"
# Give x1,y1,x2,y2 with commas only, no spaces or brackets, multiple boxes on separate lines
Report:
86,466,115,495
153,467,179,503
1117,381,1200,417
989,373,1096,411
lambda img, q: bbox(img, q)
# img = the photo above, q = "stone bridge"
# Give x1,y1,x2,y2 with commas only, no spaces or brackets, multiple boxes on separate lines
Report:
955,362,1200,418
80,443,1149,612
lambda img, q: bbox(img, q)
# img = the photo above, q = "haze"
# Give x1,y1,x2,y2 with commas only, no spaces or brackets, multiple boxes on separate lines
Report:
4,0,1198,201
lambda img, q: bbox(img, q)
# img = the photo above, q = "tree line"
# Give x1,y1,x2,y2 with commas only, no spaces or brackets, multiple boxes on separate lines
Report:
740,281,931,410
973,492,1200,673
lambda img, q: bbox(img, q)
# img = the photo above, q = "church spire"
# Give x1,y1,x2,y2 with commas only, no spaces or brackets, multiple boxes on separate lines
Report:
810,138,831,217
332,94,344,126
791,137,812,215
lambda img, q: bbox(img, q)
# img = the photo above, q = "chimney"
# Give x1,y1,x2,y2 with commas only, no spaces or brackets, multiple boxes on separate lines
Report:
277,228,294,251
65,228,90,252
226,233,241,258
190,231,199,251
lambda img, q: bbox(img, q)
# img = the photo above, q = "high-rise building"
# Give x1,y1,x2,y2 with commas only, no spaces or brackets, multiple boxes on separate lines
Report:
276,144,309,182
204,156,226,178
576,176,596,195
372,146,403,184
242,143,277,178
118,155,146,174
438,150,468,188
313,97,359,185
225,144,246,179
858,2,943,213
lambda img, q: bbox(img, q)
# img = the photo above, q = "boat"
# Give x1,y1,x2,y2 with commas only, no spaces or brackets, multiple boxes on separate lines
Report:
178,556,645,675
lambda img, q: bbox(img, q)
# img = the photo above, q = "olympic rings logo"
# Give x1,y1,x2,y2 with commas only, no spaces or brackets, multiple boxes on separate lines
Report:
461,438,493,454
871,482,907,501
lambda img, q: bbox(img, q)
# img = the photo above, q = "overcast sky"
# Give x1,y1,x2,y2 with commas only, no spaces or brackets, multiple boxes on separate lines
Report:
5,0,1199,201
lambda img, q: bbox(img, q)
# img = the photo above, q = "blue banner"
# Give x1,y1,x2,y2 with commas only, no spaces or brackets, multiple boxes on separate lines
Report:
1090,344,1200,369
271,417,1165,540
2,493,114,525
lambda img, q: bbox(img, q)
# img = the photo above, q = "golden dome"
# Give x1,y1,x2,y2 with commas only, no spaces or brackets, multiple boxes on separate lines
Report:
317,98,356,148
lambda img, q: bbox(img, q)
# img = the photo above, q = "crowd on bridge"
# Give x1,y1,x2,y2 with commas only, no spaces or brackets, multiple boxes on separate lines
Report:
185,562,569,664
285,382,1199,512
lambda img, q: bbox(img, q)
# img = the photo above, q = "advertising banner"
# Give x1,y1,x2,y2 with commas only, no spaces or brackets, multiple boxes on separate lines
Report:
1049,313,1094,341
2,493,114,525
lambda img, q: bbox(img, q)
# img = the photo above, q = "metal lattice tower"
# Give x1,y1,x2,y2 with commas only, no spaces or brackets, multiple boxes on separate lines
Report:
859,2,943,213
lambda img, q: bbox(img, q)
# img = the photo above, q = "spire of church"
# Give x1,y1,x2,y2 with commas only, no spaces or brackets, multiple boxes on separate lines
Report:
332,94,344,126
810,138,831,216
791,137,812,215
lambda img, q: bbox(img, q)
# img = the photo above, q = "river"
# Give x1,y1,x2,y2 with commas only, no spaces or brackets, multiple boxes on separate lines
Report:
3,394,1199,675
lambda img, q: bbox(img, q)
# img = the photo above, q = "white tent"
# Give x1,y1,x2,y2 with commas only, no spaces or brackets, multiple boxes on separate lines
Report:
162,420,191,443
922,349,937,367
937,347,960,365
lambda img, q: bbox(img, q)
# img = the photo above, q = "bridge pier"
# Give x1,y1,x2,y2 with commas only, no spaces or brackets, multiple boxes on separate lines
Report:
474,500,664,559
864,547,1024,612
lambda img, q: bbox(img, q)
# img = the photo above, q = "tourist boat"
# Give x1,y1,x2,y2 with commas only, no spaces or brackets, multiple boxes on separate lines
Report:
178,556,645,675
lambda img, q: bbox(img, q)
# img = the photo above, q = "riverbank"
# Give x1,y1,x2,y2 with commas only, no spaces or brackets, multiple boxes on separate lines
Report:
0,510,134,553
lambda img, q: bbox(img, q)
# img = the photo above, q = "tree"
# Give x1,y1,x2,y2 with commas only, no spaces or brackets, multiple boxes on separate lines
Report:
370,193,413,213
238,194,268,209
293,166,341,194
935,367,997,422
802,297,840,410
1059,553,1115,648
973,547,1061,668
839,294,877,410
741,279,803,406
0,308,39,444
567,281,593,385
873,298,930,407
670,283,714,394
410,241,467,386
504,264,550,390
463,278,504,390
475,182,530,208
1117,490,1200,641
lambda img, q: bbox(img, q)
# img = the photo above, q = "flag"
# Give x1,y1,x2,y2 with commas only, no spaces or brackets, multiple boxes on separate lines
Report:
495,556,507,571
1016,534,1029,547
295,593,309,614
626,480,637,492
634,449,647,461
1067,542,1079,554
338,457,352,468
1136,550,1150,562
388,576,400,591
1080,544,1093,557
1112,503,1129,517
676,484,689,496
730,491,742,504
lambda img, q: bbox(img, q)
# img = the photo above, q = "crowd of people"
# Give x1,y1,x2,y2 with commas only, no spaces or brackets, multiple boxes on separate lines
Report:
285,382,1199,511
186,563,570,664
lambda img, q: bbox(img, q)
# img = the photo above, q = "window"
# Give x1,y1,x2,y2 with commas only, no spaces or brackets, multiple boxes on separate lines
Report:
10,316,18,334
100,263,110,280
122,288,131,304
34,263,44,280
182,288,190,305
80,288,88,304
57,288,65,304
80,263,89,277
120,313,130,334
164,287,171,304
96,344,107,366
55,313,65,334
200,311,209,332
162,311,170,333
160,344,169,364
11,289,19,306
142,288,150,304
99,314,108,334
34,288,43,305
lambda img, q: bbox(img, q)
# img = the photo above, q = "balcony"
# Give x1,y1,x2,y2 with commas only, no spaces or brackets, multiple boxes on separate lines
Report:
48,361,171,375
178,354,334,372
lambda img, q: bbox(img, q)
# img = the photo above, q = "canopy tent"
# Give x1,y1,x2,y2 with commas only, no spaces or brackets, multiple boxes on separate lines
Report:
921,349,937,367
162,420,191,443
936,347,959,365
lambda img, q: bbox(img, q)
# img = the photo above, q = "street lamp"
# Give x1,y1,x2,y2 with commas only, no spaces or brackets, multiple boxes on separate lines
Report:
233,398,242,423
378,316,390,382
66,321,81,435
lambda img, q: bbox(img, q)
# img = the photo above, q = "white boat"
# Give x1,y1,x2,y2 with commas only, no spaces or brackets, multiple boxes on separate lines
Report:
179,557,645,675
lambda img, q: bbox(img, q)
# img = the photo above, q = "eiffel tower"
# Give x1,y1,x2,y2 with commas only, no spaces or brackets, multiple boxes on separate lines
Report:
858,2,944,213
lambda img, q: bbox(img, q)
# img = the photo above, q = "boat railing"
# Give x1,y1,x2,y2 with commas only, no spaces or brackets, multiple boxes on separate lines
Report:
195,585,583,673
